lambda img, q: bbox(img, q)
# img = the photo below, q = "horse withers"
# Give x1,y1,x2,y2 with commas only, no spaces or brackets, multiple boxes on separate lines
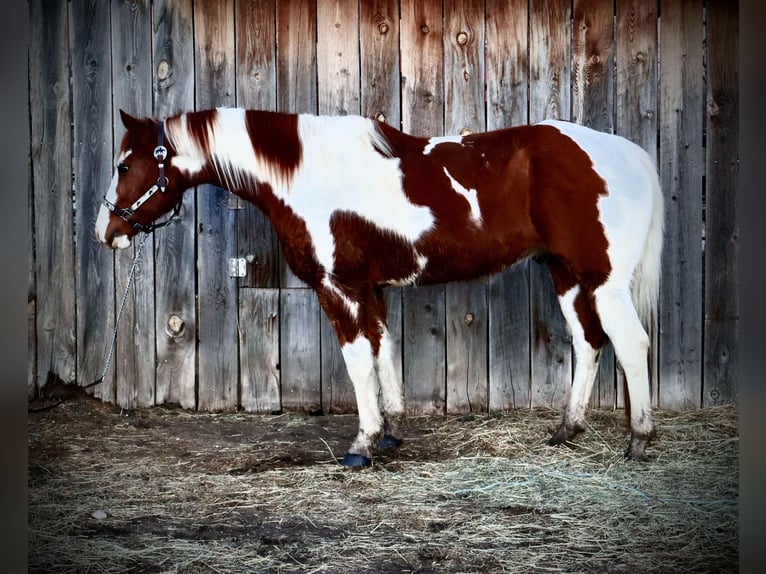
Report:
96,108,664,467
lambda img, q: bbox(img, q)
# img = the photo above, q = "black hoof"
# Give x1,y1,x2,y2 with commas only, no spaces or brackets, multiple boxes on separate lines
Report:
377,434,403,450
625,434,653,462
548,423,581,448
341,453,372,468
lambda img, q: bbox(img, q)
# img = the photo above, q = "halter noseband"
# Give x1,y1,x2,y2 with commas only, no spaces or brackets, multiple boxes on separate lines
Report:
102,120,181,233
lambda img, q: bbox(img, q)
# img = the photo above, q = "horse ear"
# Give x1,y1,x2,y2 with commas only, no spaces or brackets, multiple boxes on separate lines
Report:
119,109,153,134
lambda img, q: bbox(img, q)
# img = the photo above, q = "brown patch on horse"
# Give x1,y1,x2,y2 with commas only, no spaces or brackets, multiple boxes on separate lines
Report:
244,111,302,179
329,211,422,286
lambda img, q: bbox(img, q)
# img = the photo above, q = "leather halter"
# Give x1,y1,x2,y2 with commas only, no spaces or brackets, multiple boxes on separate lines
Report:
102,121,181,233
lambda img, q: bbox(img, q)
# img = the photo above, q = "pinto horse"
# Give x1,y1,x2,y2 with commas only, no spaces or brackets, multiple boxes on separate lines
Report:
96,108,664,466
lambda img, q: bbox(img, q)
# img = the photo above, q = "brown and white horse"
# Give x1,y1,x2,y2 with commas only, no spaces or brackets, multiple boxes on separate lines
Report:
96,108,664,466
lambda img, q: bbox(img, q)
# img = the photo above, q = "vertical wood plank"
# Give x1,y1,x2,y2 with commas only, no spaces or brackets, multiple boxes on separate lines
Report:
239,288,281,413
400,0,446,414
360,0,400,126
280,289,322,412
29,0,76,392
444,0,488,413
316,0,360,412
28,165,36,398
317,0,360,117
276,0,317,288
486,0,530,411
528,0,572,408
194,0,239,411
403,285,447,414
400,0,444,137
703,0,739,405
153,0,196,410
572,0,617,410
615,0,658,408
236,0,280,289
658,0,704,409
72,0,116,402
112,0,156,409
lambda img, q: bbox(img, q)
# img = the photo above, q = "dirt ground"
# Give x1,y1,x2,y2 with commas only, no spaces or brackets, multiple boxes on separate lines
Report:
28,384,738,573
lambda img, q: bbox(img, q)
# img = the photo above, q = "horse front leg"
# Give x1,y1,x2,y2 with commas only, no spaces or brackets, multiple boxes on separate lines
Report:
340,335,384,467
375,323,405,450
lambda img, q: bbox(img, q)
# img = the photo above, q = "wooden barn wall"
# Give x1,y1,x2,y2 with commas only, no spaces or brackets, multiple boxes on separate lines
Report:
28,0,739,414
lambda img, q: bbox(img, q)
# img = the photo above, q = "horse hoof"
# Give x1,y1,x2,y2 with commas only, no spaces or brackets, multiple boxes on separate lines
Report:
341,453,372,468
377,434,403,450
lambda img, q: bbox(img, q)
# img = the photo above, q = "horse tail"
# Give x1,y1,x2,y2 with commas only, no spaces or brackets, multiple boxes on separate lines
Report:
630,152,664,331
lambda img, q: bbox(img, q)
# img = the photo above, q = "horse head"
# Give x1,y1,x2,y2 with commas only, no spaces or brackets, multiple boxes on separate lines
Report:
95,110,186,249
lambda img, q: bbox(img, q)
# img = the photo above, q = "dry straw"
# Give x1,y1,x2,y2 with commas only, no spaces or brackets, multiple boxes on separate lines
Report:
29,395,738,573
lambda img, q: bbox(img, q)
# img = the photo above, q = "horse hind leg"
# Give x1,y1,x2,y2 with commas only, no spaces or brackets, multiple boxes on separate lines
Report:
593,283,654,461
549,283,606,447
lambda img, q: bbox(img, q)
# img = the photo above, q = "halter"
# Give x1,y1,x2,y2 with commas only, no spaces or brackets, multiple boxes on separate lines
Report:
102,120,181,233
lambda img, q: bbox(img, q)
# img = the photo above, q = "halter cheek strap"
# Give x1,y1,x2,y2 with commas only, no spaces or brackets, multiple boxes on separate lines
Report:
102,119,181,233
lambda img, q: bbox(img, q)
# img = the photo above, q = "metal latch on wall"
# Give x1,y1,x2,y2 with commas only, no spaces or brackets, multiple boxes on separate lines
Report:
228,257,247,278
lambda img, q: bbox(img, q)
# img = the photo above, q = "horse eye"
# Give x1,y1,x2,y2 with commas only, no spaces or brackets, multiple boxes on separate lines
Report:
117,164,129,174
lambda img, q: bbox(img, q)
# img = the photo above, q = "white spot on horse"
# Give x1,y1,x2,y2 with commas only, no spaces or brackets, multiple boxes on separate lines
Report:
322,275,360,320
166,114,208,176
275,115,435,274
422,135,463,155
443,167,482,225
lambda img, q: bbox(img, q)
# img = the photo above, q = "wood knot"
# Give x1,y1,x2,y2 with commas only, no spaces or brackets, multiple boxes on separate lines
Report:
635,51,646,63
420,25,430,34
167,314,184,335
460,127,472,136
463,313,474,326
375,112,386,122
456,31,469,45
378,22,389,35
157,59,170,80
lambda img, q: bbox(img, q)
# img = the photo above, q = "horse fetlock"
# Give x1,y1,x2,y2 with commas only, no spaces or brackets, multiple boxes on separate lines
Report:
625,431,654,462
548,419,585,447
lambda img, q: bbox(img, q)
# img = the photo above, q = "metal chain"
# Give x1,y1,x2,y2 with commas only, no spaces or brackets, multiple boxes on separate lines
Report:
86,232,151,389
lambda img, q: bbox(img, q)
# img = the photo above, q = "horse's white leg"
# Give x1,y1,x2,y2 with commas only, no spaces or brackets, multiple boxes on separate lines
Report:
550,285,603,446
341,335,384,466
375,324,405,448
593,284,653,461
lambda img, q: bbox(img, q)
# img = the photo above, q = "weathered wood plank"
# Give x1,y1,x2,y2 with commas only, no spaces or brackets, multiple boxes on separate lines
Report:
360,0,400,126
153,0,196,410
29,0,76,393
486,0,531,411
615,0,659,409
446,279,488,413
194,0,239,411
403,285,447,414
112,0,156,409
528,0,572,408
444,0,488,413
239,288,281,413
703,0,739,406
280,289,322,412
400,0,446,414
400,0,444,137
276,0,317,288
573,0,617,410
658,0,704,409
28,148,36,398
236,0,280,289
317,0,360,117
316,0,360,411
72,0,116,402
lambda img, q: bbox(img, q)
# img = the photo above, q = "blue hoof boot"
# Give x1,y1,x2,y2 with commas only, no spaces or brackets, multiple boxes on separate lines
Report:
377,435,403,450
341,453,372,468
